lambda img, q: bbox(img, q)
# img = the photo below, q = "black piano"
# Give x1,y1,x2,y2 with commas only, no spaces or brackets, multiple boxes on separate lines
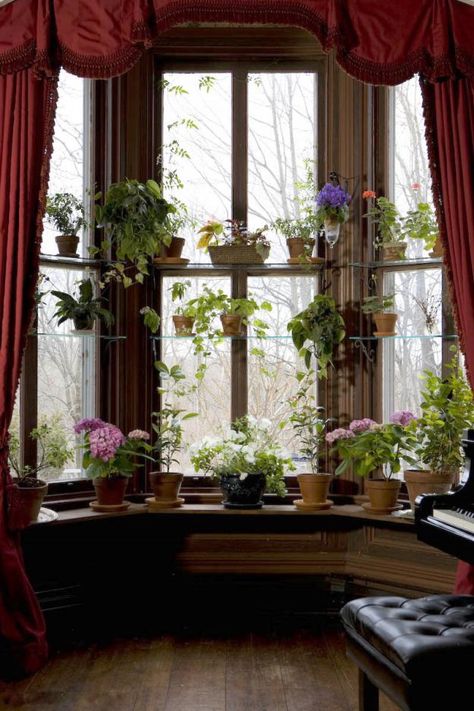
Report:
416,430,474,564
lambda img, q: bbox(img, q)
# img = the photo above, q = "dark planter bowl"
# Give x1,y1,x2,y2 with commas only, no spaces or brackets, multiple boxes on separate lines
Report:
220,472,266,509
73,315,94,331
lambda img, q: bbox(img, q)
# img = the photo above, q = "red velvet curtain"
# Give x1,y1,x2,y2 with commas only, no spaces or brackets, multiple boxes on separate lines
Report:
421,76,474,594
0,67,58,678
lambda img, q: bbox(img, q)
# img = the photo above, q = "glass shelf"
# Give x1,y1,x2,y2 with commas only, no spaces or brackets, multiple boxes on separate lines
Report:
350,257,442,269
151,334,293,340
34,332,126,341
152,261,325,272
39,253,102,267
349,334,457,341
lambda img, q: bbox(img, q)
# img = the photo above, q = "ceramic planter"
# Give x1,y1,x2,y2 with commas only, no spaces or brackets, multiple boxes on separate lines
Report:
73,315,94,331
9,479,48,529
364,478,401,514
220,314,242,336
163,236,185,259
296,473,333,510
286,237,315,260
220,472,266,509
404,469,454,511
56,234,79,258
382,242,407,261
373,312,398,337
148,471,183,507
172,314,195,336
93,476,129,506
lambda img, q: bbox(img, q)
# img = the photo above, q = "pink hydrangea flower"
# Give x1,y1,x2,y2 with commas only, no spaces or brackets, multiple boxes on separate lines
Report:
127,429,150,441
349,418,377,433
390,410,416,426
326,428,355,444
74,417,107,434
89,425,125,462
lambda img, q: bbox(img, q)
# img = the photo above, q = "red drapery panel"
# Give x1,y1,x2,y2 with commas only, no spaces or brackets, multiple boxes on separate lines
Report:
0,0,472,83
0,67,57,678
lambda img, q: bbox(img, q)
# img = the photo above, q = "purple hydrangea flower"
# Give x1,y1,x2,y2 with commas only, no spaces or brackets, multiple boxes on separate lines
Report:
326,428,355,444
316,183,351,209
74,417,107,434
390,410,416,426
89,425,125,462
349,418,377,433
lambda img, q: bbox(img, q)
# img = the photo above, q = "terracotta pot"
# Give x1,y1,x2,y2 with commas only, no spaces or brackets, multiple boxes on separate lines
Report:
365,478,401,513
373,312,397,336
382,242,407,261
56,234,79,258
286,238,315,259
10,479,48,528
172,314,195,336
93,476,129,506
149,472,183,504
404,469,454,511
429,236,443,259
220,314,242,336
297,473,332,506
162,237,185,259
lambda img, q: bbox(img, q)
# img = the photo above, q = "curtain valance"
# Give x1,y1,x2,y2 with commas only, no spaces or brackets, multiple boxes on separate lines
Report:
0,0,472,83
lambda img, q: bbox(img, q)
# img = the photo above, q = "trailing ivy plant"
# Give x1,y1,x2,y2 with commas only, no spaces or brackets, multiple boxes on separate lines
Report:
287,294,345,377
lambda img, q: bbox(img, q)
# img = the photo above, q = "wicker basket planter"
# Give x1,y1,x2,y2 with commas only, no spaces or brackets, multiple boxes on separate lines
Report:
208,244,270,264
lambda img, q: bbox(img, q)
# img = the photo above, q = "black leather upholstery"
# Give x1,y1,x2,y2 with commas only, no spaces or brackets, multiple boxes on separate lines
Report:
341,595,474,710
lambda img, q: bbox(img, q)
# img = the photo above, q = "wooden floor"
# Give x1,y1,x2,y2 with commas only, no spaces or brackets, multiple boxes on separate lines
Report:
0,617,398,711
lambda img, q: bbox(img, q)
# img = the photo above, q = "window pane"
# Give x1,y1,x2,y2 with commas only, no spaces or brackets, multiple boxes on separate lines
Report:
162,73,232,263
161,275,232,472
383,268,443,420
42,71,87,256
248,73,317,262
248,275,318,455
37,267,98,481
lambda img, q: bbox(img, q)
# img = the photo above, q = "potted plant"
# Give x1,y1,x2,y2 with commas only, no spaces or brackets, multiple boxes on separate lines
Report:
158,197,194,263
94,178,174,284
327,414,417,514
362,191,406,260
197,219,271,264
51,277,114,331
149,362,197,508
315,179,351,248
404,359,474,510
402,201,441,258
288,369,334,509
190,415,294,508
361,294,397,337
7,417,73,528
273,215,321,263
75,417,152,510
186,286,271,339
45,192,87,257
287,294,345,377
169,280,196,335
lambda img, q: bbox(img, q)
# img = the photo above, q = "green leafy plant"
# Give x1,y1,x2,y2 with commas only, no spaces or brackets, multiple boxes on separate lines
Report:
287,295,345,377
412,358,474,475
273,160,321,242
328,416,417,479
197,219,270,258
361,294,395,314
152,361,197,473
170,280,196,318
94,178,174,284
163,196,195,239
140,306,161,334
363,193,404,246
287,369,332,474
45,193,86,235
190,415,295,496
402,202,439,251
8,414,74,485
51,278,114,330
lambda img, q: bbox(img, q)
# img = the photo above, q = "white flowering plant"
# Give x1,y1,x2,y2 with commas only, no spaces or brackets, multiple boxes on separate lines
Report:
190,416,295,497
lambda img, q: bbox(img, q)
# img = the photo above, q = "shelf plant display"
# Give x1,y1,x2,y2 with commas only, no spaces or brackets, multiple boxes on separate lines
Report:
94,178,174,285
273,216,319,263
170,280,196,336
315,178,351,248
197,219,270,264
404,357,474,509
158,196,195,264
327,414,417,514
149,361,197,508
402,201,441,258
362,191,406,260
8,417,73,527
287,368,334,509
75,417,152,510
45,192,87,258
190,415,295,508
52,277,114,331
287,294,345,377
361,294,397,337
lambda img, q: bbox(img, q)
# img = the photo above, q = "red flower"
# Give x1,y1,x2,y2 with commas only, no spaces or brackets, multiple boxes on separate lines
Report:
362,190,376,199
411,182,422,190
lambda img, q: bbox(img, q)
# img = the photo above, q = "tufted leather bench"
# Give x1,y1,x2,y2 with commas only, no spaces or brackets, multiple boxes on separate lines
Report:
340,595,474,711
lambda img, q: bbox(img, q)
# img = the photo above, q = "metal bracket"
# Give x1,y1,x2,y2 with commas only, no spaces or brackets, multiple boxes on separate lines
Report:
352,338,376,364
